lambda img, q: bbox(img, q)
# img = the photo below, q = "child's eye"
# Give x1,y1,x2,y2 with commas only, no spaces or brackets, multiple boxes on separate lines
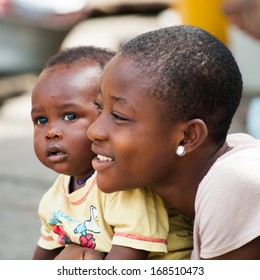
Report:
36,117,47,125
94,100,103,111
64,113,77,121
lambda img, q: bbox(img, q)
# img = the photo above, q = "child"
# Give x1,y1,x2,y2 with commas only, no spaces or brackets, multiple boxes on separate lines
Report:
87,25,260,259
31,46,193,260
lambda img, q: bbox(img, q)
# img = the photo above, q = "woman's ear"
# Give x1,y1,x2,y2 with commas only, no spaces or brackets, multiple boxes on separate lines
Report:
179,119,208,154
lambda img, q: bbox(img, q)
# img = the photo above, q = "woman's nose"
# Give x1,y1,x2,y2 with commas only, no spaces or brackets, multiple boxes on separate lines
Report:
87,116,107,142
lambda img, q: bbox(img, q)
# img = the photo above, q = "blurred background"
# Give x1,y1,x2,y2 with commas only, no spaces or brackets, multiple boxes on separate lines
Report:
0,0,259,259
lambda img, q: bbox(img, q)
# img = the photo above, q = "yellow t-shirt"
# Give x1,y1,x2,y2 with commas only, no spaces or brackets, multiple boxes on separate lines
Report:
37,173,193,259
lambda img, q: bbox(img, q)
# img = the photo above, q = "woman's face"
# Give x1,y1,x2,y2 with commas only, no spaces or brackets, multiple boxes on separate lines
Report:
88,56,181,193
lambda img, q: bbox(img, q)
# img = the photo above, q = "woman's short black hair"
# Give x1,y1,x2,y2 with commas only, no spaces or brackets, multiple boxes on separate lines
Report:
119,25,243,144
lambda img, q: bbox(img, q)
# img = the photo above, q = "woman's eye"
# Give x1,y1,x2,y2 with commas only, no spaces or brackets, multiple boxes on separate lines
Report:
112,112,129,121
64,113,77,121
36,117,47,125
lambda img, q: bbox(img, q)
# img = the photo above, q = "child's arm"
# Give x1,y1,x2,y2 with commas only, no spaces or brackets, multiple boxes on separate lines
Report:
105,245,149,260
54,243,105,260
32,245,63,260
54,244,149,260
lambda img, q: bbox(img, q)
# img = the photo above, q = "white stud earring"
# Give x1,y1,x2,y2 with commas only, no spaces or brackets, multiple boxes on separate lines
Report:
176,145,186,157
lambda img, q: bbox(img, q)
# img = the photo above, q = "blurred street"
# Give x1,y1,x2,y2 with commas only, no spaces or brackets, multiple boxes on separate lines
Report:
0,92,57,259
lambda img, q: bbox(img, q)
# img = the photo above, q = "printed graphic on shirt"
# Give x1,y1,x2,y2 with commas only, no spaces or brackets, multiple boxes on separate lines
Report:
53,225,72,245
50,209,81,224
74,206,100,248
49,205,101,248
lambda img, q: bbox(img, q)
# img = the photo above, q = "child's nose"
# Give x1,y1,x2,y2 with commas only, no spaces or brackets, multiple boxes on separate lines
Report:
46,128,62,140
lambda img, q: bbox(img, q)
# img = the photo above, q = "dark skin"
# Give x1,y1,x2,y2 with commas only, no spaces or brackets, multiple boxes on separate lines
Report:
33,247,63,260
210,238,260,260
54,244,148,260
87,55,260,260
31,61,150,260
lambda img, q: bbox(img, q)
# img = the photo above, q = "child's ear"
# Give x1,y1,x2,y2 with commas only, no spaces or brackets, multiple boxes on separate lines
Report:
177,119,208,154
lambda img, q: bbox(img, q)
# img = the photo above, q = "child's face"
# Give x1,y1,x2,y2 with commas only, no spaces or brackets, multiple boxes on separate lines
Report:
31,63,100,177
88,56,180,193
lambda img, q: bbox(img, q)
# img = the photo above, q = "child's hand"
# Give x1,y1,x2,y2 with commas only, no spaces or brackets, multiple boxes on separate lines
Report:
54,243,105,260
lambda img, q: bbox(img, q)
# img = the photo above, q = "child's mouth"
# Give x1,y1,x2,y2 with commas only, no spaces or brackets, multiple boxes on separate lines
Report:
47,146,67,162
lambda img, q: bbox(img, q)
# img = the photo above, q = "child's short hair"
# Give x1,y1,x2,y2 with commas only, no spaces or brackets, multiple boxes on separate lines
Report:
119,25,243,144
45,46,116,70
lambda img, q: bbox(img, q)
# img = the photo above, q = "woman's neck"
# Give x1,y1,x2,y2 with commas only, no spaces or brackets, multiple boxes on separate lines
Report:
154,141,230,219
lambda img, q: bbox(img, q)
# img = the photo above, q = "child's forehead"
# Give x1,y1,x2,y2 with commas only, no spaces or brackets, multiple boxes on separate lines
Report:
34,63,101,94
46,61,100,74
39,63,101,85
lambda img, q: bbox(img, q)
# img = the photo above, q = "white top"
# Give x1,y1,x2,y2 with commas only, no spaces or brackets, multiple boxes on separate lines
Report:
192,133,260,259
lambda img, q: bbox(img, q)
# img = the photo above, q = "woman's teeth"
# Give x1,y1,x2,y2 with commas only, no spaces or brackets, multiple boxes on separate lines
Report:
97,155,113,162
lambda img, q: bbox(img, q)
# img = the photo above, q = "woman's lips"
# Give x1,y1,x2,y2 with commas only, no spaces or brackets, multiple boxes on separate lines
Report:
92,154,114,171
91,144,114,171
